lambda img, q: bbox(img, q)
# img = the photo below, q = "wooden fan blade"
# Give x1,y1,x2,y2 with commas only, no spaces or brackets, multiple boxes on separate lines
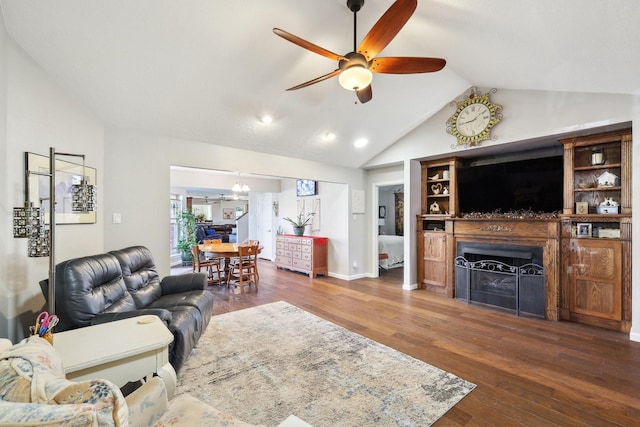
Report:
357,0,417,61
286,69,342,91
371,57,446,74
273,28,345,61
356,85,373,103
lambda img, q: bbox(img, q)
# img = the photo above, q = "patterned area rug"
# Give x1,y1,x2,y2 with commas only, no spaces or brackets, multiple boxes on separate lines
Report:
176,301,475,426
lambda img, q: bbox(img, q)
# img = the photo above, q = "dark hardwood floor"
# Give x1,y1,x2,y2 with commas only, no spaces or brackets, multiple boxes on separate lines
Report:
173,260,640,426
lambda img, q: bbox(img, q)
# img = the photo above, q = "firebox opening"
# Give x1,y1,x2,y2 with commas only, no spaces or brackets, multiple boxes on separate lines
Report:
455,242,546,318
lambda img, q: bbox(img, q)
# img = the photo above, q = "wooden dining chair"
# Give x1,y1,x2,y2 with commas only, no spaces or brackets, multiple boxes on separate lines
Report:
191,245,222,284
229,244,259,292
230,239,259,268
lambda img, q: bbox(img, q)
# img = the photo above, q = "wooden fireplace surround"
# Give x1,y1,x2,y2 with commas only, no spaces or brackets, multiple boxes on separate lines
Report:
443,218,561,321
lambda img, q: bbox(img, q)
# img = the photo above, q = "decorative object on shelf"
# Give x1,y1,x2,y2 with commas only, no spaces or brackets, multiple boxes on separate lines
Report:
597,197,620,214
429,201,440,214
591,148,605,165
429,173,439,180
431,183,442,194
446,87,503,148
283,212,315,236
443,187,449,195
12,148,96,315
597,171,620,187
576,223,592,238
442,170,450,180
575,201,589,215
577,181,595,189
597,228,621,239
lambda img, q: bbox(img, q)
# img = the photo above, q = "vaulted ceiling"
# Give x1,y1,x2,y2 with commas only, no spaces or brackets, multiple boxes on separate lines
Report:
2,1,638,168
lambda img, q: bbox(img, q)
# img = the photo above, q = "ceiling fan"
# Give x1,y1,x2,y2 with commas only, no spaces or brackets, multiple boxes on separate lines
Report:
273,0,446,104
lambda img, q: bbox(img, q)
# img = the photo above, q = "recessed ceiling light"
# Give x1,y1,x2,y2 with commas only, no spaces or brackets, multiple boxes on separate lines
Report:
353,138,368,148
323,132,336,142
260,114,273,124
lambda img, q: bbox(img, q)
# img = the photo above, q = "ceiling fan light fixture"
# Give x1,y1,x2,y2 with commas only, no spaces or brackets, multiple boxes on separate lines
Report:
338,65,372,91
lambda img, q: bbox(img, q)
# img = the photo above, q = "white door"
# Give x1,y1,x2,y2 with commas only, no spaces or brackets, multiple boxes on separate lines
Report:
257,193,274,260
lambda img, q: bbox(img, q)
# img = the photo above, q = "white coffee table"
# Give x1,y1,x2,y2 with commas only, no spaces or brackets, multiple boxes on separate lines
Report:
53,315,177,398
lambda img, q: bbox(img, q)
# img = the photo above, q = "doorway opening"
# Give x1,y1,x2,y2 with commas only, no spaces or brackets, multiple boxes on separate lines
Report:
376,183,404,285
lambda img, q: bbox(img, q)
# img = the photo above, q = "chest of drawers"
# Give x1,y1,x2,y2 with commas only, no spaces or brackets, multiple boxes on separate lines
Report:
275,235,328,278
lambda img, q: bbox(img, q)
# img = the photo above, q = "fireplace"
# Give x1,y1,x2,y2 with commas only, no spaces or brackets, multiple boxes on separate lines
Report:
455,242,545,317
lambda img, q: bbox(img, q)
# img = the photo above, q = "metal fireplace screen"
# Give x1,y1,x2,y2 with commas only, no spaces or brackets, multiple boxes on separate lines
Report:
455,256,545,318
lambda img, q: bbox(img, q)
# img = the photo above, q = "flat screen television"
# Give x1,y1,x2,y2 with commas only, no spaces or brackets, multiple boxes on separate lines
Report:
457,153,563,214
296,179,317,197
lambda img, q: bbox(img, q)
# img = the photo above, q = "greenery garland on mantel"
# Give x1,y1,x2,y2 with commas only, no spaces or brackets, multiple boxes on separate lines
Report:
459,209,562,220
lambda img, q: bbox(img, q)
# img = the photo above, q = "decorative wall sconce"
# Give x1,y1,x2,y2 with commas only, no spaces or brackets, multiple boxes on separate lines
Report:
12,148,96,314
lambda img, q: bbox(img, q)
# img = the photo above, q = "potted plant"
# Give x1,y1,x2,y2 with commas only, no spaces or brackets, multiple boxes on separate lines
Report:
175,210,198,265
283,212,315,236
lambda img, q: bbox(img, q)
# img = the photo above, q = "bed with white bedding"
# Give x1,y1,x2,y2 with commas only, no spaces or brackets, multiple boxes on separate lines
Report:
378,235,404,269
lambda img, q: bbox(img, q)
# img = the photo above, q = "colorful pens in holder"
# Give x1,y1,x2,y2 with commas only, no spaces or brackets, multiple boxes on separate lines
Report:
33,311,58,344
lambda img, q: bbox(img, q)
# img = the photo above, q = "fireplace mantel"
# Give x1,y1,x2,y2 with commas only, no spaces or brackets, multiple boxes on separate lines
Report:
446,218,561,320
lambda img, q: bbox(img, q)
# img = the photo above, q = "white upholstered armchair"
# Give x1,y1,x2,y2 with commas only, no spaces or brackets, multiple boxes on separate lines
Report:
0,336,254,426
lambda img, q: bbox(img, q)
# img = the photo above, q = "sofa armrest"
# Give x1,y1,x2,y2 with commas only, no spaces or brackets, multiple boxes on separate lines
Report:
0,400,100,426
125,376,169,427
91,309,172,326
53,379,128,427
160,273,208,294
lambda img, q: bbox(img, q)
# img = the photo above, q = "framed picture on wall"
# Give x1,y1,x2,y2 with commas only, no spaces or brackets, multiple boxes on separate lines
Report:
223,208,234,220
26,152,97,225
379,206,386,218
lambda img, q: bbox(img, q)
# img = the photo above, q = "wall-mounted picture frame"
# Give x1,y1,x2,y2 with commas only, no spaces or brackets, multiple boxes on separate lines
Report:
577,222,592,238
379,205,386,218
222,208,234,220
26,152,97,225
311,198,320,232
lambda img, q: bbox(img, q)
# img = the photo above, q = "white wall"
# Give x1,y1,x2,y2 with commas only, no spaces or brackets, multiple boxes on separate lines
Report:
275,179,349,278
103,130,365,279
365,88,639,341
0,26,105,341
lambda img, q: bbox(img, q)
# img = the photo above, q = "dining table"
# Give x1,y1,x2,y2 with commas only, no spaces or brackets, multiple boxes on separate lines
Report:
198,242,262,286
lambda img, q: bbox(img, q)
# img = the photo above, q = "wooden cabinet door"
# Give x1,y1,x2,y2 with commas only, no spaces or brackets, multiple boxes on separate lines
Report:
569,239,622,321
421,232,446,288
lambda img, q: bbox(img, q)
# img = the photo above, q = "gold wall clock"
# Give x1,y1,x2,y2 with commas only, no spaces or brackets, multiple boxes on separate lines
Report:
446,88,503,147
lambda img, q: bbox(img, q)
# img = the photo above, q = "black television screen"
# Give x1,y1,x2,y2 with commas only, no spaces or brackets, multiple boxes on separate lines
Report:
296,179,317,197
457,155,563,214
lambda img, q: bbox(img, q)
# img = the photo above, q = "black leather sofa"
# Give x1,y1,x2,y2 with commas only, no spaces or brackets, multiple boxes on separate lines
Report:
40,246,214,371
